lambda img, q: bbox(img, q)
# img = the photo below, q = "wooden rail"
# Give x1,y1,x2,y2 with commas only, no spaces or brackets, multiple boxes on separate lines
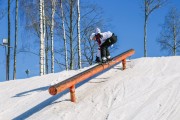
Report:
49,49,135,102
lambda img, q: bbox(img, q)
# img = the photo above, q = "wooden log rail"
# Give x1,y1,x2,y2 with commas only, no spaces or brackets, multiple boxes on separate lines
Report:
49,49,135,102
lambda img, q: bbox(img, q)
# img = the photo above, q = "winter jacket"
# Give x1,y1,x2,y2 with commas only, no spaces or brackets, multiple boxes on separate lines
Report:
96,31,113,58
96,31,113,46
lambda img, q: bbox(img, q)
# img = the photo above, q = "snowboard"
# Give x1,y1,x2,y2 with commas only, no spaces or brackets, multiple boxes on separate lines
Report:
96,58,116,65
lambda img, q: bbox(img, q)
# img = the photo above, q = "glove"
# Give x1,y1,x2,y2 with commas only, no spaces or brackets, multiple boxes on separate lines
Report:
95,56,101,63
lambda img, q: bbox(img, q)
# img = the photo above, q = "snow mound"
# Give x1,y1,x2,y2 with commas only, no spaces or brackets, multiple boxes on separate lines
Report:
0,56,180,120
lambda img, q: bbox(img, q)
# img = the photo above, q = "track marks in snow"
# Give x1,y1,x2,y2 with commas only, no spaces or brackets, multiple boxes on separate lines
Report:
2,57,180,120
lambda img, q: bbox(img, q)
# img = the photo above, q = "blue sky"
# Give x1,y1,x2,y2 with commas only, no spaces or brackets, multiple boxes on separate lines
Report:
0,0,180,82
91,0,180,57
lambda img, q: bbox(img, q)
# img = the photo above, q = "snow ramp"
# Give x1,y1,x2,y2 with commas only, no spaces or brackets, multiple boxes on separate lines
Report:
0,56,180,120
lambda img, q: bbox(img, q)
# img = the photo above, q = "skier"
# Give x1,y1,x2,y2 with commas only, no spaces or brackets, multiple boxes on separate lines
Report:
90,28,117,63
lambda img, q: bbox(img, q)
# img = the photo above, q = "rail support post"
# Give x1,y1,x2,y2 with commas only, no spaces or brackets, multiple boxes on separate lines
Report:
122,59,126,70
70,85,76,102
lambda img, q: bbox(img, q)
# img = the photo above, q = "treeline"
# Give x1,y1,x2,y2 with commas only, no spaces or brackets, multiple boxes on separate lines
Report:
0,0,106,80
0,0,180,81
142,0,180,57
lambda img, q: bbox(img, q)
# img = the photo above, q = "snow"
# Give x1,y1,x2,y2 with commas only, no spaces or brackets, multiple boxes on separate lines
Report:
1,56,180,120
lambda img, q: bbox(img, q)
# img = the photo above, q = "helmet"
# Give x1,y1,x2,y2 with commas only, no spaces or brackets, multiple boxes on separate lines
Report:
90,33,95,40
95,28,101,35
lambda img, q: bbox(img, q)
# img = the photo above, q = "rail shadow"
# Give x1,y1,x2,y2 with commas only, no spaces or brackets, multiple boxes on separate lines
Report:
13,89,68,120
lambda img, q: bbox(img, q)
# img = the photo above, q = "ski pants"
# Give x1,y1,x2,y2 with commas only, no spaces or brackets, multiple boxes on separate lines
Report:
100,33,117,58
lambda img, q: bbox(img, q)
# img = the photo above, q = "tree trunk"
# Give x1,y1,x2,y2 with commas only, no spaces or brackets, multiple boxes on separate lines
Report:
13,0,18,80
60,0,68,71
39,0,45,75
77,0,82,69
50,0,56,73
45,24,49,74
173,25,177,56
7,0,11,80
42,0,46,74
144,0,148,57
69,0,73,70
144,15,148,57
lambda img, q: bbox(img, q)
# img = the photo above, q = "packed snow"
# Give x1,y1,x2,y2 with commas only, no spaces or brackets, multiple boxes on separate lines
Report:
0,56,180,120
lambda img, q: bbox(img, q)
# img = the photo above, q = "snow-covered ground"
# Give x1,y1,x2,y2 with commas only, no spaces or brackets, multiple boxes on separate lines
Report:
1,56,180,120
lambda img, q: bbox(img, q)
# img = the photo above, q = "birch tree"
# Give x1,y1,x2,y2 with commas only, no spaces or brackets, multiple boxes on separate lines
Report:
60,0,68,70
157,8,180,55
143,0,168,57
50,0,56,73
45,25,49,74
39,0,45,75
69,0,74,70
60,1,105,68
13,0,18,80
42,0,46,74
19,0,106,73
77,0,82,69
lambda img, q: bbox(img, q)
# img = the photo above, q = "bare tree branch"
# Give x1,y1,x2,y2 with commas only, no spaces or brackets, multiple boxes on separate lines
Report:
157,7,180,55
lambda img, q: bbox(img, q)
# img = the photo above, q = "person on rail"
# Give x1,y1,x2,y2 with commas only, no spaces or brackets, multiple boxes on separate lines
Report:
90,28,117,63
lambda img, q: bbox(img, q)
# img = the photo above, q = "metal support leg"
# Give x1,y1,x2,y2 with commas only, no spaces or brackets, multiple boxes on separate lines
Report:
122,59,126,70
70,85,76,102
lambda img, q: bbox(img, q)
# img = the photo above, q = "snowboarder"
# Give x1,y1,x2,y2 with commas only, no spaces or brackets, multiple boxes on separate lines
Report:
90,28,117,63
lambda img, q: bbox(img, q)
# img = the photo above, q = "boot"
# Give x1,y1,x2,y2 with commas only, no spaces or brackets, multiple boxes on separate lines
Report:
102,57,107,63
107,56,112,61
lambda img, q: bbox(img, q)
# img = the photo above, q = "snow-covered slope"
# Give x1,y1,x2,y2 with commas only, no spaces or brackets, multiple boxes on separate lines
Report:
1,57,180,120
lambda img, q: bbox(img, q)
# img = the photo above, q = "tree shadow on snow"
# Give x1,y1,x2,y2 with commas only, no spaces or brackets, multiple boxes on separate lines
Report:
12,86,49,97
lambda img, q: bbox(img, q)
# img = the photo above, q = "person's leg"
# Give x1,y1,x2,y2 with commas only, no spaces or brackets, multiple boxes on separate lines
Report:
101,39,113,62
102,39,113,47
100,34,117,62
106,47,110,56
101,39,112,60
106,48,111,60
101,46,107,62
